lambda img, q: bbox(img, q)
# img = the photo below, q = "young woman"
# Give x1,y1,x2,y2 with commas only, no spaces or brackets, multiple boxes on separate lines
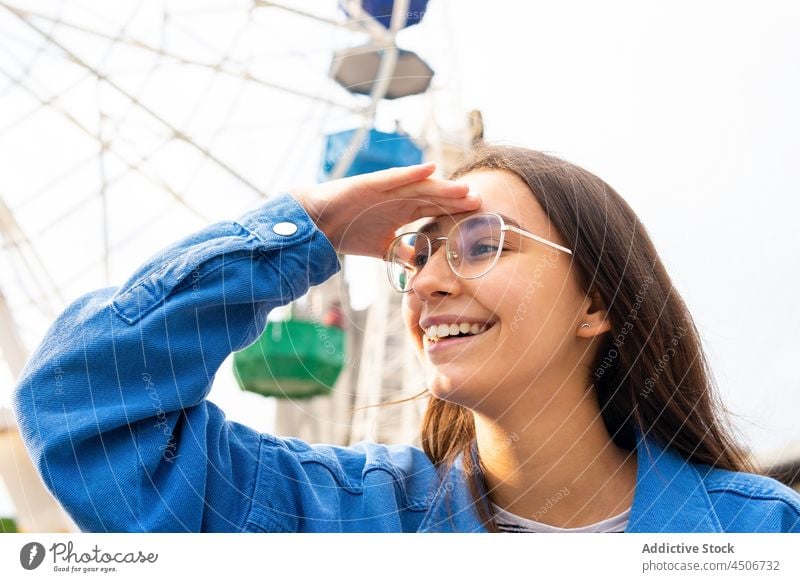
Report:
13,145,800,532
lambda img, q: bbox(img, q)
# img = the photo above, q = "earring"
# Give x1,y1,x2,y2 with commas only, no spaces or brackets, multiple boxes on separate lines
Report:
580,323,591,328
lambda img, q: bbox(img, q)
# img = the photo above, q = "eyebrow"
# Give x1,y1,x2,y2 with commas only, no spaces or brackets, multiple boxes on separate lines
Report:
418,212,525,235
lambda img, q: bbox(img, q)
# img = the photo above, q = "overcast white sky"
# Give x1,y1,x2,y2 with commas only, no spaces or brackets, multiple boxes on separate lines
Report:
1,0,799,467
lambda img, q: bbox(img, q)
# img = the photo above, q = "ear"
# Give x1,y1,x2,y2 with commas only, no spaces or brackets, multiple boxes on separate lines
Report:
576,287,612,339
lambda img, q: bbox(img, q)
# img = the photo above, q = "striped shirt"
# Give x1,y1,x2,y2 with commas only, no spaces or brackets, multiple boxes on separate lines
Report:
491,504,630,533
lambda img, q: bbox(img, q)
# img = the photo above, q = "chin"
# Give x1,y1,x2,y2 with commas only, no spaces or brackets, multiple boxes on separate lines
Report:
426,368,481,409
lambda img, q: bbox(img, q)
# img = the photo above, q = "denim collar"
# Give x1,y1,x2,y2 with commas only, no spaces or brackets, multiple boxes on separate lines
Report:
626,429,722,532
416,439,488,533
417,429,722,533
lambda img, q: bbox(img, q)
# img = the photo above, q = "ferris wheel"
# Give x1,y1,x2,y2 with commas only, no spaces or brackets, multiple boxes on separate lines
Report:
0,0,391,345
0,0,480,531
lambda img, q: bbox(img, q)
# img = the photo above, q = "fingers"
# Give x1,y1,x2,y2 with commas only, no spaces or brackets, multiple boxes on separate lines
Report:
361,162,437,192
391,176,473,202
394,177,481,221
407,197,483,221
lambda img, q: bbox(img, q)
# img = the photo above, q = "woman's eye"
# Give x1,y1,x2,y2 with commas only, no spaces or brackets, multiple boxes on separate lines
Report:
469,242,501,257
412,253,428,267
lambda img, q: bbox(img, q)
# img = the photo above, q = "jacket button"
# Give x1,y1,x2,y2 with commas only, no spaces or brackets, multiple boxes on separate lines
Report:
272,222,298,236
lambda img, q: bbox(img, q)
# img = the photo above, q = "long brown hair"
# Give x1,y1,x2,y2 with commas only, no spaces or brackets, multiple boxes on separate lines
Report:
418,144,756,532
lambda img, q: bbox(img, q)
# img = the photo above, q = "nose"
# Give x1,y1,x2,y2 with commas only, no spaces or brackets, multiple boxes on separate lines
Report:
409,244,462,301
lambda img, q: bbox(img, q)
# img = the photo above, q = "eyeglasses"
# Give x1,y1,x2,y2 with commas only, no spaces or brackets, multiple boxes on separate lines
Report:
385,212,574,293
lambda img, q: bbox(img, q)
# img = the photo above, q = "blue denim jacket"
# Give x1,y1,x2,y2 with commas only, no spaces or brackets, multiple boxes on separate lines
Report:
12,192,800,532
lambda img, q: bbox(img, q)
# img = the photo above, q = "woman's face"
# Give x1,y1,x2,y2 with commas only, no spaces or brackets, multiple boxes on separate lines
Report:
402,169,590,416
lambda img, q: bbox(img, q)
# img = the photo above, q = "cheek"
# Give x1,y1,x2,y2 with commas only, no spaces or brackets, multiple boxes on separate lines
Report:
402,298,422,345
490,270,552,325
494,265,574,348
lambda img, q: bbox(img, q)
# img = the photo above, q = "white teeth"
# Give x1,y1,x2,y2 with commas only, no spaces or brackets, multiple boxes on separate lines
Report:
424,322,493,341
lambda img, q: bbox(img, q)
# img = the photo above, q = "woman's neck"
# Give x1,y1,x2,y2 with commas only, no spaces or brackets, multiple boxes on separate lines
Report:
473,384,638,528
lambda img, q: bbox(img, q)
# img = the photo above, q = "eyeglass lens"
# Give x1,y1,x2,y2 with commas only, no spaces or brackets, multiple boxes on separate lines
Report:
388,214,504,292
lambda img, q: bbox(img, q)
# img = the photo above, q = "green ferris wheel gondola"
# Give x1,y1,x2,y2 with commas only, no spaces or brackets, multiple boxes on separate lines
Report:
233,320,346,400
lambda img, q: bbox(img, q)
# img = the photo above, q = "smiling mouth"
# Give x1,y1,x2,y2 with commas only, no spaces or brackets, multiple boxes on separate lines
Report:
422,321,497,345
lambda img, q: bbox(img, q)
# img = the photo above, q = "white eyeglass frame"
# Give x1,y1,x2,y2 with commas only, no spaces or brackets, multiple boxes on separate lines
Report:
385,211,574,293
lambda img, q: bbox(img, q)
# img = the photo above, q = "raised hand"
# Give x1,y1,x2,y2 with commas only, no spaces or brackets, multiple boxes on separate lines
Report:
289,162,481,258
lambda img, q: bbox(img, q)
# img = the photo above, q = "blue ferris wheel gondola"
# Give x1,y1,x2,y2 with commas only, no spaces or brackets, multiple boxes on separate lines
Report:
321,128,423,180
339,0,429,29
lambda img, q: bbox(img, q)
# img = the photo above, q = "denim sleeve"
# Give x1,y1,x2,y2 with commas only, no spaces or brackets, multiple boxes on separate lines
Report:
12,192,341,532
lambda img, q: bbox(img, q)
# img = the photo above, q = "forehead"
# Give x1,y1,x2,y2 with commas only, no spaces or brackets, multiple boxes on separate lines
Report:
405,169,548,234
